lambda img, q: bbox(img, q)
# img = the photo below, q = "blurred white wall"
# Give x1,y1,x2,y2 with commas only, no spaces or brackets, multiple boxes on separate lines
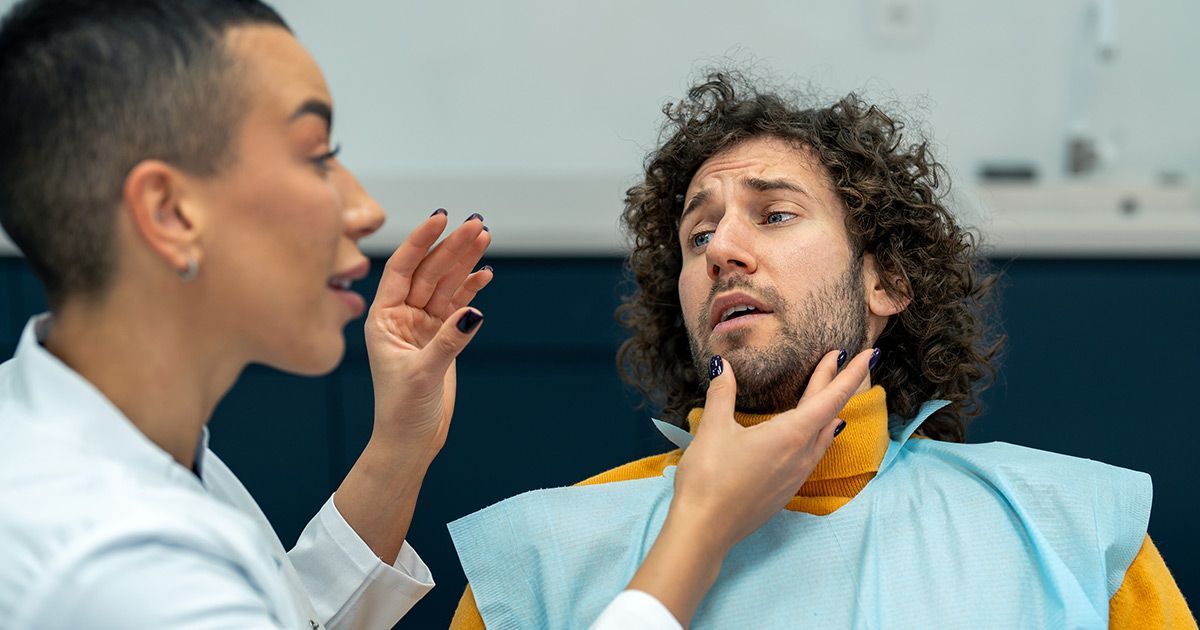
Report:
3,0,1199,255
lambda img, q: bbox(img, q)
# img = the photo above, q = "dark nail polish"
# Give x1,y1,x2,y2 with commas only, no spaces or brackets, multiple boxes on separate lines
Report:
836,349,848,369
709,355,723,380
869,348,881,370
481,265,493,273
456,310,484,333
482,225,490,232
464,212,483,223
431,208,447,217
834,420,847,438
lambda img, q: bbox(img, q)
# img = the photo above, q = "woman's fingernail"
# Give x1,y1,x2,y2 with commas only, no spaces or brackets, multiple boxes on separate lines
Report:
464,212,483,223
456,310,484,333
869,348,881,370
709,355,723,380
482,225,490,232
481,265,494,273
431,208,447,217
834,420,847,438
836,349,848,369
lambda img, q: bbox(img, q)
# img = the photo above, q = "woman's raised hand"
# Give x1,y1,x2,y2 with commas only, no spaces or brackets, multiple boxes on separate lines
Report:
363,210,493,457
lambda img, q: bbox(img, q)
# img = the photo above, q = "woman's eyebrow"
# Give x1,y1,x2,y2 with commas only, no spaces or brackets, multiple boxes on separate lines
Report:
288,99,333,132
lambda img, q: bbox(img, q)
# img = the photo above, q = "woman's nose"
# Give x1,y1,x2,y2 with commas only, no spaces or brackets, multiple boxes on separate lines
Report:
330,161,385,241
344,201,385,241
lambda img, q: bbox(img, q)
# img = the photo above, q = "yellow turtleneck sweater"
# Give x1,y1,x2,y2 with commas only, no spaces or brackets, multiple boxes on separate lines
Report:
451,387,1195,628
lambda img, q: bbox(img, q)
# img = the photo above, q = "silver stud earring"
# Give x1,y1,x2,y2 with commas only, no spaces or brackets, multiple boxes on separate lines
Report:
178,257,199,282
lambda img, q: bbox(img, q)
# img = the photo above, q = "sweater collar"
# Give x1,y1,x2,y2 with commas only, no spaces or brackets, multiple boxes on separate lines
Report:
684,385,891,482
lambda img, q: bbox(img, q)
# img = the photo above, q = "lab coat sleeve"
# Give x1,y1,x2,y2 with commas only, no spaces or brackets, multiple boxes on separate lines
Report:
590,590,684,630
288,494,435,629
17,540,288,630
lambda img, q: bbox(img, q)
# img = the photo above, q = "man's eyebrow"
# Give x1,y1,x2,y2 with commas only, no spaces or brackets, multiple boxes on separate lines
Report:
289,99,333,130
679,177,812,229
680,189,711,225
743,177,813,199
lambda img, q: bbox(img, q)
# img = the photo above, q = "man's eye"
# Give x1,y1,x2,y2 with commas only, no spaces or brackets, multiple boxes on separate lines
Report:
765,211,797,225
690,231,713,248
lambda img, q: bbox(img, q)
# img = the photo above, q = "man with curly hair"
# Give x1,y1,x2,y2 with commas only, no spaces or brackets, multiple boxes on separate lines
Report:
449,73,1194,628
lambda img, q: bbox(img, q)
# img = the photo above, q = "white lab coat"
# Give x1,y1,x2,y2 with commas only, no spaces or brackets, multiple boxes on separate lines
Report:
0,316,433,629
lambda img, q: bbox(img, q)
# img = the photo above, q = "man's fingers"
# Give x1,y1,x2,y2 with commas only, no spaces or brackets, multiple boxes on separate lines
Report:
376,211,449,307
800,349,844,400
696,356,737,437
425,229,491,318
418,306,485,378
448,267,494,313
406,217,486,309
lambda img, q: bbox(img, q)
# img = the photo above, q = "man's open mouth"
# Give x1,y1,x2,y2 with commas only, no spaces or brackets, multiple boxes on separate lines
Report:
719,304,762,323
709,292,774,331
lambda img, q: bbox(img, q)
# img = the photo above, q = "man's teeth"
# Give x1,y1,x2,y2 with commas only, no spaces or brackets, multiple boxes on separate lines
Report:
329,278,351,290
720,305,759,322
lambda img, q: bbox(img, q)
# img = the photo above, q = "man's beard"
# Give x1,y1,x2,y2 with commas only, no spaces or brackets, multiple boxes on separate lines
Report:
688,259,869,414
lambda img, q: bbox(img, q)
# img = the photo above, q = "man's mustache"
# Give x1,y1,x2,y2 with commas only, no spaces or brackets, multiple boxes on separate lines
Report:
700,277,783,329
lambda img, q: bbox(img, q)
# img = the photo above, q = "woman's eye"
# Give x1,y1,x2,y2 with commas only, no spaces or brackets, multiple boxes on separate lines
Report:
311,142,342,174
690,231,713,248
765,211,797,225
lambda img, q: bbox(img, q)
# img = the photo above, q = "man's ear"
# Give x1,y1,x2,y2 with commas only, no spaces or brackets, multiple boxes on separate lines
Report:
863,252,911,318
122,160,204,275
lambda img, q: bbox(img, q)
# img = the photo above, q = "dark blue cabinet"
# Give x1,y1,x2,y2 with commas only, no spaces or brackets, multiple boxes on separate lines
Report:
3,255,1197,627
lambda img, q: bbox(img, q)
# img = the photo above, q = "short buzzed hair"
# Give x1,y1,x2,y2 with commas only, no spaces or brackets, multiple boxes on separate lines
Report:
0,0,288,307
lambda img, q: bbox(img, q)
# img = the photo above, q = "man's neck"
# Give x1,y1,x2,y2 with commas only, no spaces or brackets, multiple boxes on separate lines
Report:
43,288,246,469
687,385,892,511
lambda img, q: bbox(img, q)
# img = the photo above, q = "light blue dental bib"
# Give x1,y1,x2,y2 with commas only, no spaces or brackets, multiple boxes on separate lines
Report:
449,402,1151,629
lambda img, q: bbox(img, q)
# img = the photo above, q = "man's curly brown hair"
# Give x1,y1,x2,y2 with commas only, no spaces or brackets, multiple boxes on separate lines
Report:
616,72,1003,442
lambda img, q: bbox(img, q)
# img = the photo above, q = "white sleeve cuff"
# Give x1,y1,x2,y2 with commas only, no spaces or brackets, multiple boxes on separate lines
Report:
590,590,683,630
288,495,434,629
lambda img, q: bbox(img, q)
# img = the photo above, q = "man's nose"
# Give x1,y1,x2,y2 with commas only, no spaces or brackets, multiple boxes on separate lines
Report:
705,215,757,280
331,161,386,241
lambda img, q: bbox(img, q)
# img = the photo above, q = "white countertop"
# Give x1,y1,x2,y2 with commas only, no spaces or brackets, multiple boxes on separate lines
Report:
3,176,1199,258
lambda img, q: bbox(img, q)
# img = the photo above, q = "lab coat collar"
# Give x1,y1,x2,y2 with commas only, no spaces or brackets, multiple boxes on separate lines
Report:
12,314,206,493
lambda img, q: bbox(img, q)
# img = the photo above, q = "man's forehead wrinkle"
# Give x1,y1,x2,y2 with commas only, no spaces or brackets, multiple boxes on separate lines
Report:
683,157,760,220
682,139,834,231
685,176,807,207
690,156,766,184
742,176,814,200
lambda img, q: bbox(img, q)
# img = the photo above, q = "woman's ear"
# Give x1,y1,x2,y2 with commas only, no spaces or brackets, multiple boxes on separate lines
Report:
122,160,204,274
863,252,911,318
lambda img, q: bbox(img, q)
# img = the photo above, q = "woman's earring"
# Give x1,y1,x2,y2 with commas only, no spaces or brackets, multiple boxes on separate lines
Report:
178,257,199,282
